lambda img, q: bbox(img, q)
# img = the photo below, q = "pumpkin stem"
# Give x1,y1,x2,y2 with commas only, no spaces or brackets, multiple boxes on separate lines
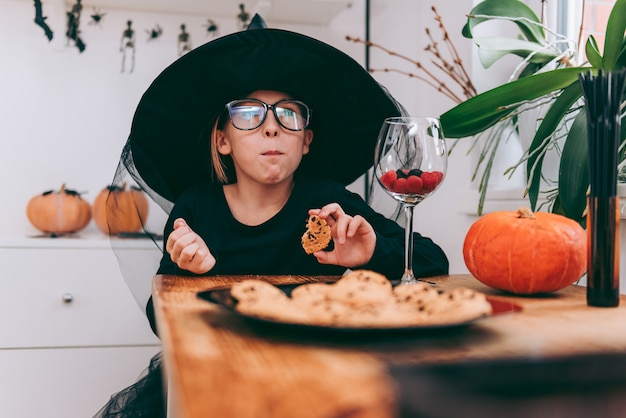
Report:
60,183,66,193
516,207,536,219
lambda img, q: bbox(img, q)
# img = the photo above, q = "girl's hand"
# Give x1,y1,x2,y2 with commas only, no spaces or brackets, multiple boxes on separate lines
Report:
166,218,216,274
308,203,376,268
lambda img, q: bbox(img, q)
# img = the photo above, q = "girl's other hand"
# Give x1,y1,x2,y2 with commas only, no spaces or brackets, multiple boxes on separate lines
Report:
308,203,376,268
166,218,216,274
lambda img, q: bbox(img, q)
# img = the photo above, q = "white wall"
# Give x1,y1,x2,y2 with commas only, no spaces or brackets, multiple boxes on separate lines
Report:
1,0,480,273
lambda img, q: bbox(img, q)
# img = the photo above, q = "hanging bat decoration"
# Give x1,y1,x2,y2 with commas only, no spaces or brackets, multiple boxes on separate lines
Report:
66,0,86,52
89,8,106,26
146,25,163,41
203,19,219,39
33,0,53,41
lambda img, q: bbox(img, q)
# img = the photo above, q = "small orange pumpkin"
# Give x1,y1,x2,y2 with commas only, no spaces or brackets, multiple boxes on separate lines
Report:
463,207,587,294
26,183,92,235
93,183,149,235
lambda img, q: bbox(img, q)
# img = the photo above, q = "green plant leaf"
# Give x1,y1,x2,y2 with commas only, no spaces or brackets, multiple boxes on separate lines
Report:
518,62,545,78
602,0,626,70
440,67,589,138
551,194,565,215
615,39,626,69
552,194,585,228
526,81,583,210
558,110,588,223
462,0,546,44
585,35,603,68
620,114,626,163
473,37,561,68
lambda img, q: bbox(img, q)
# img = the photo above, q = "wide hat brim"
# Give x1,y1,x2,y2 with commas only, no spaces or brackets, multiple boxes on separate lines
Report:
128,27,403,203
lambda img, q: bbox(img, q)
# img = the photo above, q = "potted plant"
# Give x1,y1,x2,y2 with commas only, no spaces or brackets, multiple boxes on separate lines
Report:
440,0,626,224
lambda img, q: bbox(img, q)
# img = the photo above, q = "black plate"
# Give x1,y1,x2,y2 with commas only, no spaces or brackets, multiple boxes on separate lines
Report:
197,283,521,335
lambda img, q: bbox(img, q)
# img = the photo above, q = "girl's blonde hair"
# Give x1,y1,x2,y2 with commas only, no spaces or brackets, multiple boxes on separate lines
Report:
210,118,228,183
210,109,234,184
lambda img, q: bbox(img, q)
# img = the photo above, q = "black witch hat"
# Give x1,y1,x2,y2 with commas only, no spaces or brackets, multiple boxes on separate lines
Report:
119,15,404,208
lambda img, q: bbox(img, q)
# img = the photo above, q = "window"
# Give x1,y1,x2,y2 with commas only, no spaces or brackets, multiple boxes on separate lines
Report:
554,0,616,62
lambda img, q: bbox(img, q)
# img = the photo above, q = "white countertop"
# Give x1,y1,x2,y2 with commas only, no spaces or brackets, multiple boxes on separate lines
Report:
0,232,162,250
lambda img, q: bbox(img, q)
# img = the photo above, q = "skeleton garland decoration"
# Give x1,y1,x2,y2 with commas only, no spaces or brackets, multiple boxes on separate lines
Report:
120,20,136,73
29,3,255,69
177,24,192,56
237,3,250,31
66,0,86,52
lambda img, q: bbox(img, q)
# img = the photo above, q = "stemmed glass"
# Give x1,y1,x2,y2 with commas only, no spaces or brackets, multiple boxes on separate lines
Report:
374,117,447,284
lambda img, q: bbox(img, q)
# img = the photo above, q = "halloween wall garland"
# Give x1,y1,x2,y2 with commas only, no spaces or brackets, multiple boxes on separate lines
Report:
146,24,163,41
89,8,106,26
30,1,255,69
34,0,53,41
120,19,135,72
65,0,85,52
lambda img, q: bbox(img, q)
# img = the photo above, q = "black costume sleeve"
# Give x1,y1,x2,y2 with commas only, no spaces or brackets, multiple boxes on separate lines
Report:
330,184,449,279
148,192,202,335
155,193,197,276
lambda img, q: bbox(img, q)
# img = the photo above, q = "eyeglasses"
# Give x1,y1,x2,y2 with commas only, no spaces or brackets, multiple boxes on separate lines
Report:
225,98,311,131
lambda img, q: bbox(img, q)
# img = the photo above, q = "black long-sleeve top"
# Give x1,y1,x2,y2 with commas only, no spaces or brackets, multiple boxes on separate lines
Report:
157,176,448,278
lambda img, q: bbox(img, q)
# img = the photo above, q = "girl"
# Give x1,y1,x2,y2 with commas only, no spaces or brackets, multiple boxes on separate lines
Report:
98,15,448,418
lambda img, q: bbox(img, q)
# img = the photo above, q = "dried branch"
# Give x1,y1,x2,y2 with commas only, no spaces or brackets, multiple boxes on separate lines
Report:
429,6,476,97
346,6,475,104
367,67,463,103
577,0,587,61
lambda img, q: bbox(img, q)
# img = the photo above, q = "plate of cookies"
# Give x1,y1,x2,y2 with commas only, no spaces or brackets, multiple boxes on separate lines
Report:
197,270,509,334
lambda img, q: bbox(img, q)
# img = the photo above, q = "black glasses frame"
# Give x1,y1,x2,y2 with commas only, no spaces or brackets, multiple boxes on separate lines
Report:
225,98,311,131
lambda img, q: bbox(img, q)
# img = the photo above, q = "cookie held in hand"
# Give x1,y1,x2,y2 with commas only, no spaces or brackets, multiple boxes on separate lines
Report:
301,214,332,254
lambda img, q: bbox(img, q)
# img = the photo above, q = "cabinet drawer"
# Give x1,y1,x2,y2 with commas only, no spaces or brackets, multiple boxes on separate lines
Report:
0,248,159,348
0,345,161,418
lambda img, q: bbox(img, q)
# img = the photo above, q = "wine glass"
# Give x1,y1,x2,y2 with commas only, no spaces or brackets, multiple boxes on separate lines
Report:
374,116,447,284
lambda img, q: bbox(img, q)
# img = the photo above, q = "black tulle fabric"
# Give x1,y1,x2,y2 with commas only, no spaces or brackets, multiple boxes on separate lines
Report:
94,352,165,418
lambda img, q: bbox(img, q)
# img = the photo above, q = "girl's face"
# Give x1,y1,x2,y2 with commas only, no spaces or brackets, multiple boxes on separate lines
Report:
216,90,313,186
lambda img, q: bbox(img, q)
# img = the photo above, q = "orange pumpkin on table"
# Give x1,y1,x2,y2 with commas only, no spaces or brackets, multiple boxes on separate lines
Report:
26,183,92,235
463,207,587,294
93,183,149,235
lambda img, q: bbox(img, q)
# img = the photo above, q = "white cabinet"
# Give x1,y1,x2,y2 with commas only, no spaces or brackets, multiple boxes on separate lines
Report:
0,236,161,418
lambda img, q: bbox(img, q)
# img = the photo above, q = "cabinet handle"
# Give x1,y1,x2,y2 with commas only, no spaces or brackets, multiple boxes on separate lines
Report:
62,293,74,304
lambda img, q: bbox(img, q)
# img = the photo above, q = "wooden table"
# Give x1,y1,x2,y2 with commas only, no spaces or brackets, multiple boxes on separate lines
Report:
152,274,626,418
